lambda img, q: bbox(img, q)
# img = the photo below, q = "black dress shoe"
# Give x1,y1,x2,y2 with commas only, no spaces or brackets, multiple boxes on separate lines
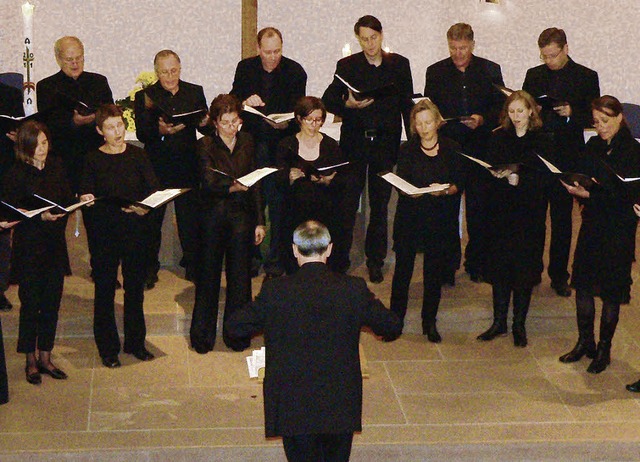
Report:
38,363,68,380
626,379,640,392
25,366,41,385
558,340,596,363
477,323,507,341
423,323,442,343
551,282,572,297
125,348,155,361
0,293,12,312
513,326,528,347
101,356,121,368
368,266,384,284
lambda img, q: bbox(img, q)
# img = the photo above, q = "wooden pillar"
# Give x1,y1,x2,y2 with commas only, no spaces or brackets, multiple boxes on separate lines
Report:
242,0,258,59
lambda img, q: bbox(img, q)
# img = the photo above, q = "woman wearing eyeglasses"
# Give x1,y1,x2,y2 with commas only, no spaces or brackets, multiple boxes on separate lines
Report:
190,94,266,354
275,96,347,274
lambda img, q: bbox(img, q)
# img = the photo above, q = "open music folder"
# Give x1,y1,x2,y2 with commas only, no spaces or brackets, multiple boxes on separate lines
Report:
457,151,521,173
537,154,595,188
379,171,449,196
33,194,96,214
209,167,279,188
0,201,55,221
242,105,295,124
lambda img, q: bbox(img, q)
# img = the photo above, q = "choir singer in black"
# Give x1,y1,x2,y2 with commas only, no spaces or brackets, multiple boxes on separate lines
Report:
559,96,640,374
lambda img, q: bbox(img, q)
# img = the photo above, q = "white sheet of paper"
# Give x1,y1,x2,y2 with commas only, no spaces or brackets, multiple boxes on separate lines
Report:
237,167,279,188
380,172,449,196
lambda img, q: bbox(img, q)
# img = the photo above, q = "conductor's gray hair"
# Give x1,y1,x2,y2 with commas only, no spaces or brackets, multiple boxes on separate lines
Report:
292,220,331,256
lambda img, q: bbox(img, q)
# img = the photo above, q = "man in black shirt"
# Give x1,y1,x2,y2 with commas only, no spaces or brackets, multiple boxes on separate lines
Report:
523,27,600,297
322,15,413,282
135,50,208,286
37,36,113,193
231,27,307,279
424,23,505,283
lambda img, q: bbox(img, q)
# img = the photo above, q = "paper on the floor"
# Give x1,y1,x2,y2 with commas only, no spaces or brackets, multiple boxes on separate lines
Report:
246,347,266,379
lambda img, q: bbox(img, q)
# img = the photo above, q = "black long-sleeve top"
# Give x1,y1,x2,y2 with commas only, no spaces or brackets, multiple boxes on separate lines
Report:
36,70,113,160
523,58,600,169
135,80,207,187
80,144,159,216
322,51,414,152
393,136,466,252
571,127,640,302
230,55,307,147
3,156,73,279
197,131,264,226
424,55,505,156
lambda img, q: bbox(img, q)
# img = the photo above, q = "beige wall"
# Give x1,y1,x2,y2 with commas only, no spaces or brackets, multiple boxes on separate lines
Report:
1,0,638,107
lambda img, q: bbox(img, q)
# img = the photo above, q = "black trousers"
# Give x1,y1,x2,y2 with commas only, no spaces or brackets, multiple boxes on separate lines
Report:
340,138,396,270
491,282,533,327
0,316,9,405
0,231,11,292
190,209,253,351
147,190,201,274
282,432,354,462
93,212,148,358
546,182,573,285
17,270,64,353
390,244,444,324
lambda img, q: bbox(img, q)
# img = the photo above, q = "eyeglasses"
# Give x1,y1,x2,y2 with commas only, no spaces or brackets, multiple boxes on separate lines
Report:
303,117,324,125
539,49,563,62
217,118,241,128
158,68,180,77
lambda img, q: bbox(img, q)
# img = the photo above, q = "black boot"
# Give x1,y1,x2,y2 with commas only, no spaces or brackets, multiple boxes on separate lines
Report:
587,341,611,374
559,290,596,363
512,288,532,347
478,284,509,341
422,320,442,343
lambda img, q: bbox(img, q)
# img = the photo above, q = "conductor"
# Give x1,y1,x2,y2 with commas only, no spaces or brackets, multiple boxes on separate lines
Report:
228,220,402,462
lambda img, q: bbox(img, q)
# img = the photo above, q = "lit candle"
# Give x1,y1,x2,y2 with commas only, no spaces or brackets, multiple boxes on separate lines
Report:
22,1,36,115
342,43,351,57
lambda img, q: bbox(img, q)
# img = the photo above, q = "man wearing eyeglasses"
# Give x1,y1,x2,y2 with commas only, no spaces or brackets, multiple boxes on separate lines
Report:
135,50,209,287
523,28,600,298
322,15,414,282
230,27,307,280
37,36,113,280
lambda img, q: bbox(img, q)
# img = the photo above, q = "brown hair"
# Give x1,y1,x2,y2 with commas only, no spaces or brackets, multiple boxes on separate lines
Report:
591,95,628,128
258,27,283,46
95,104,124,130
499,90,543,131
354,15,383,35
409,99,444,136
294,96,326,125
537,28,567,49
447,23,474,41
15,120,51,164
209,94,242,121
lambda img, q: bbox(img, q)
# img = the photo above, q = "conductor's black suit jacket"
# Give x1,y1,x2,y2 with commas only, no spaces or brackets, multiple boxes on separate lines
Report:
227,262,402,437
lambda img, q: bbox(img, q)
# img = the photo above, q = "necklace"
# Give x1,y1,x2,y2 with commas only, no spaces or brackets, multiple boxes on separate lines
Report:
420,139,439,151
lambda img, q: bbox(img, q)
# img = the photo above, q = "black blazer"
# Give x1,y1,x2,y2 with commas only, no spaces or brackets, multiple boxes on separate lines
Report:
227,262,402,437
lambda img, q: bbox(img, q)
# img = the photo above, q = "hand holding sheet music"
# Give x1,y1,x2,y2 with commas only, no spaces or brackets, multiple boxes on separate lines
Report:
379,171,450,196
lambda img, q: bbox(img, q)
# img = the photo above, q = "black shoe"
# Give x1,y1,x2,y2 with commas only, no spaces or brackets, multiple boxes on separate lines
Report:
551,282,572,297
586,343,611,374
626,379,640,393
513,325,527,347
558,340,597,363
477,323,507,341
0,293,12,312
37,362,68,380
423,323,442,343
125,348,155,361
25,366,41,385
101,355,121,368
368,266,384,284
145,273,159,290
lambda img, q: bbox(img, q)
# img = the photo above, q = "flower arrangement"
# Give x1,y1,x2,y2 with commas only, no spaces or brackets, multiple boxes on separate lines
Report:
115,71,157,132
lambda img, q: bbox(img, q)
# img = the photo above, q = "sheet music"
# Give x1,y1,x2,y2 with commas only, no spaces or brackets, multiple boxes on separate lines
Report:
380,172,449,196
